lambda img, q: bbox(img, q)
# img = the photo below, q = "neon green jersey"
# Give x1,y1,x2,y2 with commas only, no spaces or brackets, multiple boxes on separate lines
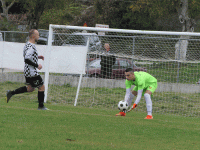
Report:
125,71,157,90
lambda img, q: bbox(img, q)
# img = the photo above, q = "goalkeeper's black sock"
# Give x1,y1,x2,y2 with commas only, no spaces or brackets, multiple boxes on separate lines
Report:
38,91,44,107
12,86,27,95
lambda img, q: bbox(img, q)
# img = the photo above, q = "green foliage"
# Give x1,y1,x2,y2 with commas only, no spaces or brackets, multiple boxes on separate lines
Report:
129,0,179,19
18,0,68,29
39,8,73,29
94,0,156,30
68,2,84,16
128,0,200,30
189,0,200,18
39,2,87,29
2,0,200,31
0,19,18,31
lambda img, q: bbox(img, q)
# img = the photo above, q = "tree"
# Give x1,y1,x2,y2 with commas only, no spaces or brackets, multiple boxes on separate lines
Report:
66,1,92,26
21,0,66,29
0,0,19,31
129,0,180,29
175,0,196,60
129,0,200,60
0,0,16,21
39,8,74,29
94,0,157,30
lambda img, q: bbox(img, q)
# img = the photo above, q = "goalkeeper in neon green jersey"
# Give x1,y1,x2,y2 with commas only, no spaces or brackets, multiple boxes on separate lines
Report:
116,68,157,119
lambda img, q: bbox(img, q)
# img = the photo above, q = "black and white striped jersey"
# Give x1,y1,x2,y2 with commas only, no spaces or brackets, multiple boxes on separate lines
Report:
23,42,39,77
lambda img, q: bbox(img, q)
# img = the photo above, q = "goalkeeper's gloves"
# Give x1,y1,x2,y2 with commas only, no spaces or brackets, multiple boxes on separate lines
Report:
127,103,137,112
132,103,137,110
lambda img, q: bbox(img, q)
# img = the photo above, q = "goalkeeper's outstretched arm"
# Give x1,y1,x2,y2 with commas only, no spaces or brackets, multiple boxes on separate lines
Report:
127,89,143,112
124,88,135,106
134,89,143,105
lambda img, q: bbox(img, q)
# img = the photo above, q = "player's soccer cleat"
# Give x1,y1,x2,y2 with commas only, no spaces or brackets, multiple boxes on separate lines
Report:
38,106,49,110
144,115,153,119
6,90,13,103
115,112,126,116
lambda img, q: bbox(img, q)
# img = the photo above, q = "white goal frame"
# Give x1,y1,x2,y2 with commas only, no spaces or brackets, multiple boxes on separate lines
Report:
45,24,200,108
44,24,89,105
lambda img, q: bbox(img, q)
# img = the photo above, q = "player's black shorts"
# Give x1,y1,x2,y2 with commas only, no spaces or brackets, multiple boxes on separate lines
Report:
25,75,44,88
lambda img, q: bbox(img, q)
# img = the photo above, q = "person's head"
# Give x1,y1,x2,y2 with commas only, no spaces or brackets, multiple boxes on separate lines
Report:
125,68,135,81
29,29,39,43
104,43,110,52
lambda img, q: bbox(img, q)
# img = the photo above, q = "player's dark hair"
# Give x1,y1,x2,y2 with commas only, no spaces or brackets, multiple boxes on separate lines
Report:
125,68,134,73
29,29,36,37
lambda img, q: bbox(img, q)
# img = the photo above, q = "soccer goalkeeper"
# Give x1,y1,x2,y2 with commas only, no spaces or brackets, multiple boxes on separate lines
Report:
116,68,157,119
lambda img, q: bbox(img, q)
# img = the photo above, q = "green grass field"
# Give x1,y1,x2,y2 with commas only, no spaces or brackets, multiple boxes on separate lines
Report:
1,81,200,117
1,93,200,149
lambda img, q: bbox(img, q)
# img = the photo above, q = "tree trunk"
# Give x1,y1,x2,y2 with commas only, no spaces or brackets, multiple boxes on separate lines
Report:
0,0,16,21
175,0,195,61
26,0,46,29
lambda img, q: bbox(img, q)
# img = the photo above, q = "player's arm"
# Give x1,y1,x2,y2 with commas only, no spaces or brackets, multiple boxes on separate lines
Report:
38,55,44,60
133,81,144,106
25,59,42,70
128,89,143,112
124,88,132,103
24,47,39,68
24,59,38,68
124,80,134,104
134,89,143,105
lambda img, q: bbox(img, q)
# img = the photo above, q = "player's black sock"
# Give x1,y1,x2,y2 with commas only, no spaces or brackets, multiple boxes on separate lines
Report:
38,91,44,107
12,86,27,95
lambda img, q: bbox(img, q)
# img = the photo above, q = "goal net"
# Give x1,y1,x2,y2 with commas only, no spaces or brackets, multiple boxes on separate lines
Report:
45,24,200,117
1,26,199,117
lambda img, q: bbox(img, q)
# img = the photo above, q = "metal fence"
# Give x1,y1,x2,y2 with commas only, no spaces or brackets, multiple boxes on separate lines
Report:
0,31,28,43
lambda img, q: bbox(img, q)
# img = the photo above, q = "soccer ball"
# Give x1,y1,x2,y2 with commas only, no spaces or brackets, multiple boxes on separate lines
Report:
118,101,128,111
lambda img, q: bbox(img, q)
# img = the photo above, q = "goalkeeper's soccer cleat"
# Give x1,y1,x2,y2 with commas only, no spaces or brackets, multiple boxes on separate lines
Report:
6,90,13,103
115,112,126,116
144,115,153,119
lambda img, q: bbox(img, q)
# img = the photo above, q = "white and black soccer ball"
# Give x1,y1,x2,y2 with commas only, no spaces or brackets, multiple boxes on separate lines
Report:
118,101,128,111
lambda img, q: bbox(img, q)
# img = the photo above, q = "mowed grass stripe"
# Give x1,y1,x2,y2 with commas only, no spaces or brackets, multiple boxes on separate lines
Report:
0,100,200,150
1,102,200,123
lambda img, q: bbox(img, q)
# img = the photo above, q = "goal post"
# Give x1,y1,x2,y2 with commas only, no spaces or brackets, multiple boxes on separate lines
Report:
44,24,200,117
44,24,89,104
44,25,53,103
74,39,90,106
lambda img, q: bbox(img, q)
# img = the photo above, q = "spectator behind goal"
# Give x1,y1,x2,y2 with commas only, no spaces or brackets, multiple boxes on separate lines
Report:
100,43,116,79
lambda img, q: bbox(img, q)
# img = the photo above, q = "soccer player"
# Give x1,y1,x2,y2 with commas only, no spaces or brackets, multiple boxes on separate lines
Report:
6,29,48,110
116,68,157,119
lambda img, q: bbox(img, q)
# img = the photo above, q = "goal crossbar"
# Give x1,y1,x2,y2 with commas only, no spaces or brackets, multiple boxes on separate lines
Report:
50,24,200,36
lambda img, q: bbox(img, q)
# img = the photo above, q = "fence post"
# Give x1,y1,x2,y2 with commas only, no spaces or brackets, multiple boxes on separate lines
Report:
0,32,3,73
4,31,5,41
131,36,135,68
177,39,181,83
